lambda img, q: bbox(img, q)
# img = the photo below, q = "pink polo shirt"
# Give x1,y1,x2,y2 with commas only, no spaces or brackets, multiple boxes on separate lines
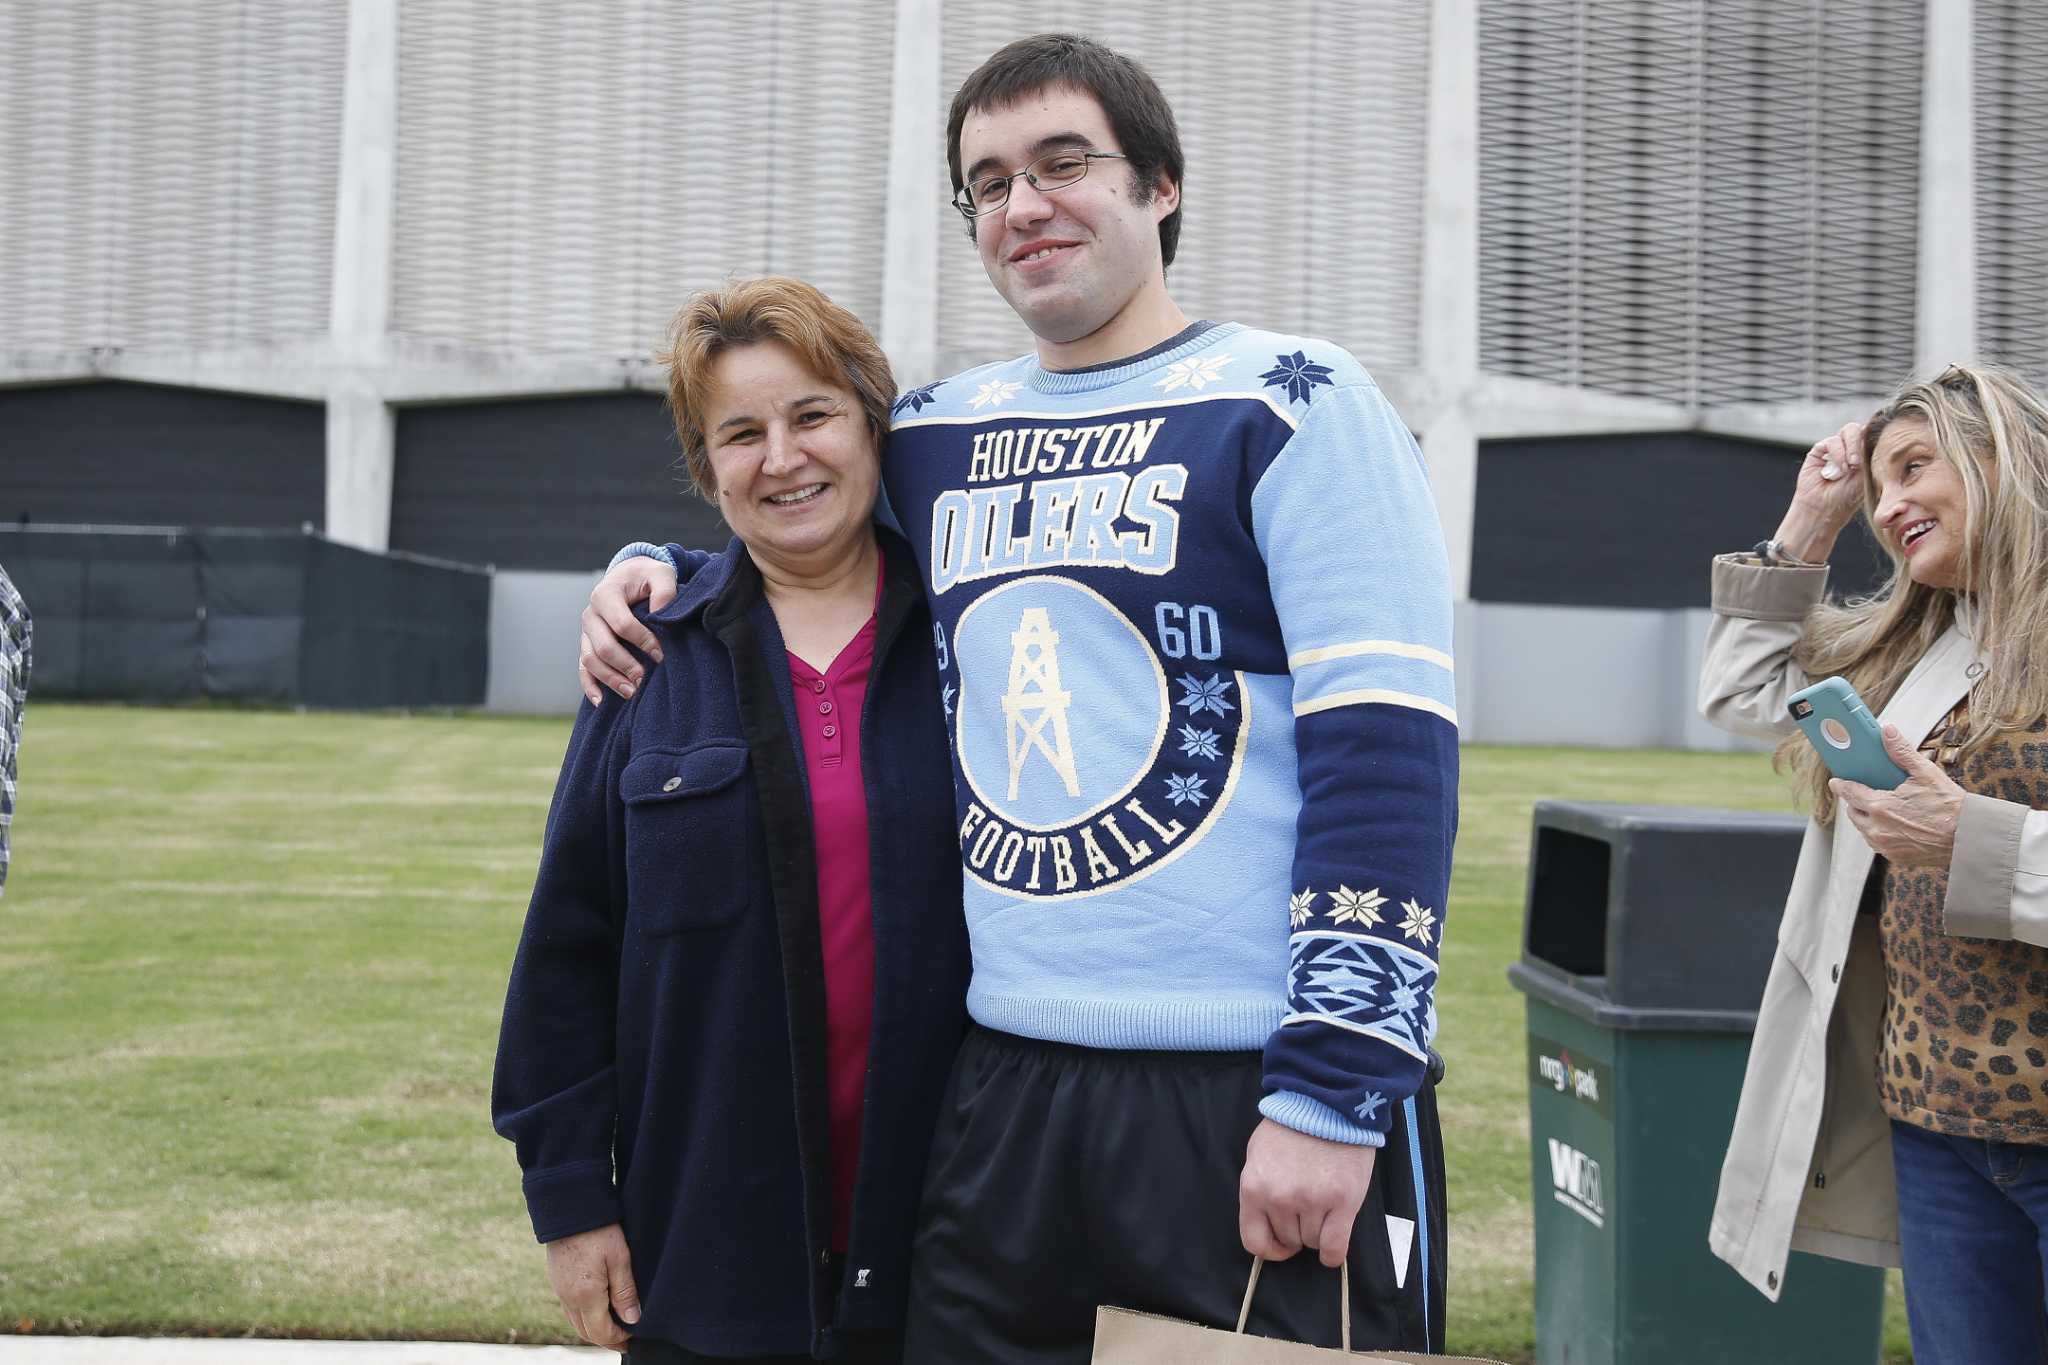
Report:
783,567,882,1252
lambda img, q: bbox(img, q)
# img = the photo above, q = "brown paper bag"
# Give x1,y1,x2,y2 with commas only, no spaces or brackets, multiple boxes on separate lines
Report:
1092,1258,1509,1364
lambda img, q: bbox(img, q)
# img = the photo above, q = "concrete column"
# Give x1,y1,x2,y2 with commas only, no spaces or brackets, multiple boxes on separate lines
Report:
326,386,395,552
879,0,942,388
1418,0,1480,602
1916,0,1976,372
326,0,400,550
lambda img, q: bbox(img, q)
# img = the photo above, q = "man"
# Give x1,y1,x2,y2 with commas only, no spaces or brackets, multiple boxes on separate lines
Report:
580,34,1455,1362
0,562,28,900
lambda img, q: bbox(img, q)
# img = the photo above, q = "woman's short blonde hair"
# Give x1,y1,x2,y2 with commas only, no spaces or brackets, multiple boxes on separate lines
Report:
661,277,897,502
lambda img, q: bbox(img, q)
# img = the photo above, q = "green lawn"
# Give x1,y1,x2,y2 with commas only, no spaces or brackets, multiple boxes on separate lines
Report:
0,705,1909,1358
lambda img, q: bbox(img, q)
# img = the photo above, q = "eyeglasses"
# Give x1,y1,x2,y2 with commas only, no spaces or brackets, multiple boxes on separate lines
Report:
952,151,1129,219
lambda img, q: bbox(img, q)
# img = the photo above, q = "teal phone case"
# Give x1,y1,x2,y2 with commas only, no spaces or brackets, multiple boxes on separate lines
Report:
1787,676,1906,790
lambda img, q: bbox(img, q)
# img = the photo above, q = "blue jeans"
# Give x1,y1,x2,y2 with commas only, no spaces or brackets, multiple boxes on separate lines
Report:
1891,1119,2048,1364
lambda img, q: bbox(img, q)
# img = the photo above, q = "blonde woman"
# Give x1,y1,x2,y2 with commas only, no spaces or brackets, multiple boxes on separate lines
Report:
1699,364,2048,1363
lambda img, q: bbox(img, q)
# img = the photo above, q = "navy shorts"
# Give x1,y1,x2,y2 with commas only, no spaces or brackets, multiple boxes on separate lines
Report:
902,1025,1447,1364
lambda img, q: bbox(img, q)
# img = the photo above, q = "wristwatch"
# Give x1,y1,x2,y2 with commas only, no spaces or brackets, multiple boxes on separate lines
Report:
1752,538,1819,567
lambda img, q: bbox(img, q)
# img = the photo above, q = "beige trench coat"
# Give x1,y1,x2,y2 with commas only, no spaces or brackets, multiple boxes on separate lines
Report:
1698,554,2048,1301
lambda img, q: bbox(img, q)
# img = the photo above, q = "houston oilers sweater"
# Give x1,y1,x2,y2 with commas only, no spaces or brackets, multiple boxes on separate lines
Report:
630,321,1458,1144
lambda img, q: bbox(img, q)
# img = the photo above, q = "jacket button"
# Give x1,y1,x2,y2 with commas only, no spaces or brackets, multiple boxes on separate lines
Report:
819,700,833,715
661,776,682,792
822,724,836,738
811,679,827,694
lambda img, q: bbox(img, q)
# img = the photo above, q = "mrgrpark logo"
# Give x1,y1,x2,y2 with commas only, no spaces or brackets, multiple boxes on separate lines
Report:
1530,1036,1609,1117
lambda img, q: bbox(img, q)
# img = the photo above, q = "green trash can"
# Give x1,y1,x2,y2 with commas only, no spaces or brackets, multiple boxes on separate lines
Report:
1506,801,1884,1365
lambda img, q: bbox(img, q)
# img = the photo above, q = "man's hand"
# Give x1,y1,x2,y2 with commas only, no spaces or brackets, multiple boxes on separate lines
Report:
545,1222,641,1351
1832,724,1967,868
579,558,680,705
1238,1117,1377,1268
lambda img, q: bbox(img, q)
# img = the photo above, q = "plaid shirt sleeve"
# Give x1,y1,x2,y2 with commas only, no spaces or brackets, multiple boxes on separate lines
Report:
0,565,30,899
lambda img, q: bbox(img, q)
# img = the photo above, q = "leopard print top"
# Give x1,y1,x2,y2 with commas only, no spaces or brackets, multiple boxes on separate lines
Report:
1875,712,2048,1142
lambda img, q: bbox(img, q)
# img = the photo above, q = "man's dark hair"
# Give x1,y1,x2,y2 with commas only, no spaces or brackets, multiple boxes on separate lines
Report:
946,33,1184,269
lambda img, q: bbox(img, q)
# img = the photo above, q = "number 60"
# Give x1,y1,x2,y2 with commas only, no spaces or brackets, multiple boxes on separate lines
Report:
1154,602,1222,660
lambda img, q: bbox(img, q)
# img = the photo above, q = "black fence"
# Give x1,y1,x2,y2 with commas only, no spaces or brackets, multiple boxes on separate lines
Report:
0,525,489,708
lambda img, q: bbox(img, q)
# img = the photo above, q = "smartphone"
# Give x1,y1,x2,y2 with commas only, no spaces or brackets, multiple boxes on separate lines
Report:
1787,677,1906,790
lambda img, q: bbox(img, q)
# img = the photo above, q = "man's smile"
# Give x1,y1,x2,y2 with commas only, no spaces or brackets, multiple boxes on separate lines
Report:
1008,238,1083,268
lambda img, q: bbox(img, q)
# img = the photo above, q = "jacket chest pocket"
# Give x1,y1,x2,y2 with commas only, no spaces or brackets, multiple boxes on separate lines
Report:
1778,854,1873,991
1776,897,1827,987
620,744,753,932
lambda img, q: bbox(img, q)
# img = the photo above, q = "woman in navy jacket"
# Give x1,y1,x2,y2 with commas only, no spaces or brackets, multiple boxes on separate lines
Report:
493,278,967,1364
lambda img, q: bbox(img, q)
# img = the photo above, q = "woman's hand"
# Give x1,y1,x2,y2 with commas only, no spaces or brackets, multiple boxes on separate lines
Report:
579,558,681,705
1774,420,1869,564
1831,724,1967,869
546,1222,641,1351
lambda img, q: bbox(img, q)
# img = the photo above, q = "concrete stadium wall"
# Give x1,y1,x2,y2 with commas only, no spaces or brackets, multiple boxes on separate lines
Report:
485,578,1770,758
1453,602,1766,751
486,570,600,715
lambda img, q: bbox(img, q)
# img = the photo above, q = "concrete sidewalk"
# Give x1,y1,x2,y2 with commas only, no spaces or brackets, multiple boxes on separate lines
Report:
0,1342,609,1364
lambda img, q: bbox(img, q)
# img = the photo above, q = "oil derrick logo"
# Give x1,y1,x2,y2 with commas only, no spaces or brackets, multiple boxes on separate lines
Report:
1001,608,1081,800
950,575,1250,899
